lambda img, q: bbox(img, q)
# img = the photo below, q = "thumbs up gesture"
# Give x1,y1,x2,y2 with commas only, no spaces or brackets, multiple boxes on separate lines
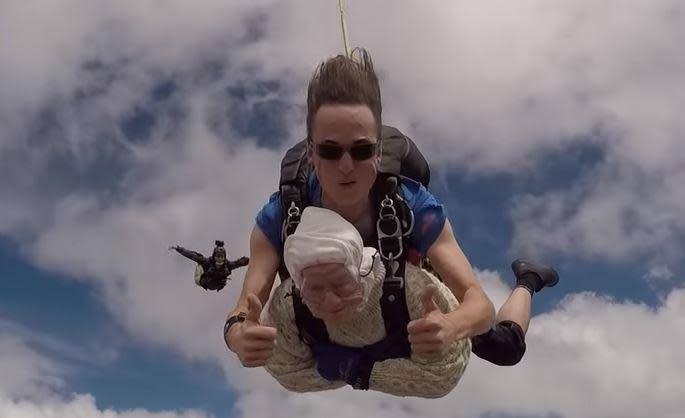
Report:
225,294,277,367
407,285,453,358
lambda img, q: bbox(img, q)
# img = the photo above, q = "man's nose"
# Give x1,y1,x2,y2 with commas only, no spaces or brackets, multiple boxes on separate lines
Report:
337,150,354,174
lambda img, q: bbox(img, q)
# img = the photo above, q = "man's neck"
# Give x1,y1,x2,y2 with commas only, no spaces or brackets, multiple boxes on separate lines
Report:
321,194,372,225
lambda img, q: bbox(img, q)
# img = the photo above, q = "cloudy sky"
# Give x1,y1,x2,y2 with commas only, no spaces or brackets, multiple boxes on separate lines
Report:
1,1,684,417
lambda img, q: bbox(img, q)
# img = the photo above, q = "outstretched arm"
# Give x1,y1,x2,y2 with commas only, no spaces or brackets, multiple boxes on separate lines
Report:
227,256,250,270
170,246,208,265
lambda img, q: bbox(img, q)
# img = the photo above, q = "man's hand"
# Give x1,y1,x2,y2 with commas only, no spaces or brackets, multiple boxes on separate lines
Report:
225,294,277,367
407,285,457,358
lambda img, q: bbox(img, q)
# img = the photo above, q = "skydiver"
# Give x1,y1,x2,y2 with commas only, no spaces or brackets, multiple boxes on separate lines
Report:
170,240,249,291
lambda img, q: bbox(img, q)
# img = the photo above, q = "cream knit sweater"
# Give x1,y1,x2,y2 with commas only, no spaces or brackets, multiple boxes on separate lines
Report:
263,262,471,398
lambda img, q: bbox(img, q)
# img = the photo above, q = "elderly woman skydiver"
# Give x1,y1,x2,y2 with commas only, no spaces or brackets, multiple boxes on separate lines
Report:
261,206,471,398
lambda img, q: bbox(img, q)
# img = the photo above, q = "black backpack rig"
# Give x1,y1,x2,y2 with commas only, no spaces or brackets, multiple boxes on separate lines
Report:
278,125,431,389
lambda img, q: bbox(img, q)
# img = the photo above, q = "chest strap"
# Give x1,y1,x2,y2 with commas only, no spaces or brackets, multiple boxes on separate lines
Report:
374,176,413,363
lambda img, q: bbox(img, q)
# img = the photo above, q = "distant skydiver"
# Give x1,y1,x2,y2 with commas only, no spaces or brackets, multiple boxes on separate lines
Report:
169,240,249,291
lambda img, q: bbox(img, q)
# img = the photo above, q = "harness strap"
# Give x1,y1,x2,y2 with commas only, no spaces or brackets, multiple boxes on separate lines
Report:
280,140,309,240
280,139,308,185
373,175,413,361
291,284,329,344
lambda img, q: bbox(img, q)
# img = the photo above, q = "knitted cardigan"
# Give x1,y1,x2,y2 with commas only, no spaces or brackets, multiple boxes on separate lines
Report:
262,262,471,398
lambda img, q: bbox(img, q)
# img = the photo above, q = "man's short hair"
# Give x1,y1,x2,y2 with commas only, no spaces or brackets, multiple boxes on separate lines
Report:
306,48,382,140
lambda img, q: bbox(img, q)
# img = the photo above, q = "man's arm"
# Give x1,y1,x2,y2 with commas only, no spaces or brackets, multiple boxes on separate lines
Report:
171,246,208,265
419,219,495,341
224,225,281,366
227,256,250,271
228,226,280,317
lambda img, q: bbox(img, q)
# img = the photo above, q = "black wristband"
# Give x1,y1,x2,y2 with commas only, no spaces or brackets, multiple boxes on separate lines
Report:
223,312,247,343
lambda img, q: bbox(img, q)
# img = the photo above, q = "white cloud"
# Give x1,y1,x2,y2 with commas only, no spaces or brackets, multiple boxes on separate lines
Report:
456,278,685,418
28,119,283,362
0,395,211,418
0,333,64,401
510,163,685,263
0,328,211,418
644,264,675,282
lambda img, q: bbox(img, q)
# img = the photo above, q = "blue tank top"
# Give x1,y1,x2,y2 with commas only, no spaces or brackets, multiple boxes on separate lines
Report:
256,174,446,256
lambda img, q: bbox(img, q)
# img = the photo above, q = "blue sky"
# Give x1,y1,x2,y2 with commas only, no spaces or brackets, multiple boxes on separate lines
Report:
1,1,684,418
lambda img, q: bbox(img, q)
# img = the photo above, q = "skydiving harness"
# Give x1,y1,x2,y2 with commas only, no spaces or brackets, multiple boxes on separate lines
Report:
278,125,431,389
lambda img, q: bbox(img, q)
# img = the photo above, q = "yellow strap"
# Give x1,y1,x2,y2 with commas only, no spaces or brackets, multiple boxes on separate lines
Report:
338,0,352,58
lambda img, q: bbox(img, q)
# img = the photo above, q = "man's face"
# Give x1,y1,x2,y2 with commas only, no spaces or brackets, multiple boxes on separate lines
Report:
300,263,363,323
309,104,381,211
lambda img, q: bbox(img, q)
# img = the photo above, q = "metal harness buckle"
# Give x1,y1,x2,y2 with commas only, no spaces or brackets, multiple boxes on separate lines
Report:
281,201,301,241
376,195,405,289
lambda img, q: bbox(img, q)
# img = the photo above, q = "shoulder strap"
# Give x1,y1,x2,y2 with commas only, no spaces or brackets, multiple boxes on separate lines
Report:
379,126,430,188
291,284,330,344
280,139,310,241
279,141,328,344
372,175,413,356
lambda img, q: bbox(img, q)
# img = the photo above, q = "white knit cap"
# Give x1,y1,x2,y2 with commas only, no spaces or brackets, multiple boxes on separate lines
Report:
284,206,377,290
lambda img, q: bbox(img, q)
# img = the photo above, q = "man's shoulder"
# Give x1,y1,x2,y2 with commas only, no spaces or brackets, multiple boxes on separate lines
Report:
398,176,437,206
256,191,285,252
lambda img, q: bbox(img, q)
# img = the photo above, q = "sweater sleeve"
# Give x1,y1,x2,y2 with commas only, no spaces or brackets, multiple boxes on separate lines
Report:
368,265,471,398
263,280,345,393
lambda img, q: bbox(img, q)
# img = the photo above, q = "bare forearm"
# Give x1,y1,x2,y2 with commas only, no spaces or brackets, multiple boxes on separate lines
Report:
227,226,279,319
230,271,274,317
446,286,495,338
426,221,496,339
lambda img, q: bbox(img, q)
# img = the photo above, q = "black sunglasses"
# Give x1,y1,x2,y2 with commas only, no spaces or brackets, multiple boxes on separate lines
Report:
314,142,378,161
